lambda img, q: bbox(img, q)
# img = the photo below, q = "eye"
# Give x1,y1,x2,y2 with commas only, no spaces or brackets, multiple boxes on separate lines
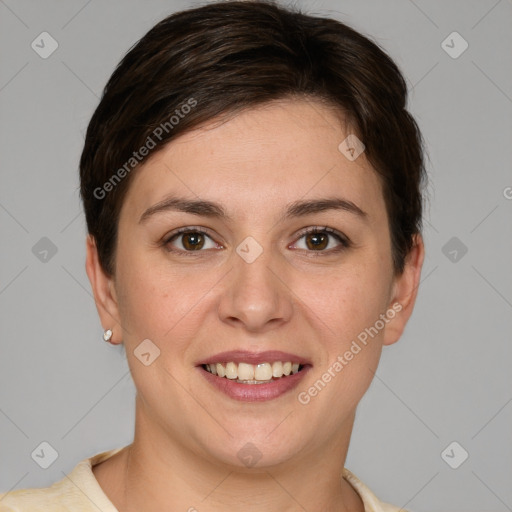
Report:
291,227,350,253
163,227,222,254
162,225,351,256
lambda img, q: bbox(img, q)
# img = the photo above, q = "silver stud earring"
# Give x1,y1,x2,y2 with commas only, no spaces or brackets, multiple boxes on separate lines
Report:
103,329,113,342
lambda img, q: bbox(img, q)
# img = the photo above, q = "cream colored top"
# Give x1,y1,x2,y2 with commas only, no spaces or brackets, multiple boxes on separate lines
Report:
0,447,405,511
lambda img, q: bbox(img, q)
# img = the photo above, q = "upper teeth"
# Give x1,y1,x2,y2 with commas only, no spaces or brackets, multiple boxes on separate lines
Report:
206,361,300,380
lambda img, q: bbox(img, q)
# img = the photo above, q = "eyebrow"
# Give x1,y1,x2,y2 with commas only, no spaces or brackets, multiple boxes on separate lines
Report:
139,195,368,224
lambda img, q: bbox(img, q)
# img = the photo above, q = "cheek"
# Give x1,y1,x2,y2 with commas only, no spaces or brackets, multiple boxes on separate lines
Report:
304,263,392,342
114,245,175,339
114,247,218,351
301,258,392,387
294,269,390,430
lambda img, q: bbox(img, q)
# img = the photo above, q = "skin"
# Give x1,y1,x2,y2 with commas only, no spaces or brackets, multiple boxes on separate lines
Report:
86,98,424,512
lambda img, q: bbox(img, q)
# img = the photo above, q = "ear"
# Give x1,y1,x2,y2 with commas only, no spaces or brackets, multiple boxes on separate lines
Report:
382,234,425,346
85,234,123,344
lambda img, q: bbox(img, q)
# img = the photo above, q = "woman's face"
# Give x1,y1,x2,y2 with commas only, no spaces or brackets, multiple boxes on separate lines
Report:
89,98,422,468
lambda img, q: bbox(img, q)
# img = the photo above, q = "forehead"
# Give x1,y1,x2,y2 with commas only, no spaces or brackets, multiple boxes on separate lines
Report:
120,99,386,225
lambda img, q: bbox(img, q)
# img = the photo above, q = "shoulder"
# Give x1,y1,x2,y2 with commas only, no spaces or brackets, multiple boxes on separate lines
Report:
0,447,125,512
343,468,408,512
0,484,70,512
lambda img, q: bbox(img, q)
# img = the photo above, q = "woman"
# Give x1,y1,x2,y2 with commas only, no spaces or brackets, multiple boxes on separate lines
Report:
0,0,425,510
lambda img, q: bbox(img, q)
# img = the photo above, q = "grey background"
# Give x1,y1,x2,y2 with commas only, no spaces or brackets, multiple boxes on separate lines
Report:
0,0,511,511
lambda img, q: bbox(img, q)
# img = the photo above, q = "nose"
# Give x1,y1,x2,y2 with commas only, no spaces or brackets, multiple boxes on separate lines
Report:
217,241,294,333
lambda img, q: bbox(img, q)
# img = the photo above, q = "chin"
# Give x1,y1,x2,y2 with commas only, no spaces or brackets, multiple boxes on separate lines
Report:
194,424,305,471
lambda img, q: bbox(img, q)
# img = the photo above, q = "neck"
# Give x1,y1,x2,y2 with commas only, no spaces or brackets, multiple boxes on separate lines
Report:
95,401,365,512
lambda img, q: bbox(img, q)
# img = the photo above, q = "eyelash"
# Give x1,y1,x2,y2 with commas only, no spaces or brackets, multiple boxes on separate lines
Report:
161,225,351,257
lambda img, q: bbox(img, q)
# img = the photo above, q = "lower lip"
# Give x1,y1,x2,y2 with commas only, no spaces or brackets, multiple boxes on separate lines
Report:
198,365,311,402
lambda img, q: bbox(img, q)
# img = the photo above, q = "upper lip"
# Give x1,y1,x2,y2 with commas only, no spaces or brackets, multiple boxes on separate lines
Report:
195,350,311,366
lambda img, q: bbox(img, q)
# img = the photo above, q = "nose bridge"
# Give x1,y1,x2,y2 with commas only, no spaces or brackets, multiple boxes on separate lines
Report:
217,235,293,330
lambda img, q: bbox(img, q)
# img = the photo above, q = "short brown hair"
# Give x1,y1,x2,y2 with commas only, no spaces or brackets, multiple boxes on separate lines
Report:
80,0,426,276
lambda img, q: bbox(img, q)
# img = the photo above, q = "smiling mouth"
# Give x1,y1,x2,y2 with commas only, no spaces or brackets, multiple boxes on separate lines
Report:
202,361,305,384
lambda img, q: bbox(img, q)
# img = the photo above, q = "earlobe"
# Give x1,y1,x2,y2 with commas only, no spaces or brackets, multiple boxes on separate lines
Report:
85,234,123,344
382,234,425,346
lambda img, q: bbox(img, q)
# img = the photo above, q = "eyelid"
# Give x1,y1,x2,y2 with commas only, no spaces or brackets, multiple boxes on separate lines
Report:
163,225,217,240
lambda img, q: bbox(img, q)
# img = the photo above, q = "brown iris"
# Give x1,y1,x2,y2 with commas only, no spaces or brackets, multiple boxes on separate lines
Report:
305,231,329,250
181,231,205,250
